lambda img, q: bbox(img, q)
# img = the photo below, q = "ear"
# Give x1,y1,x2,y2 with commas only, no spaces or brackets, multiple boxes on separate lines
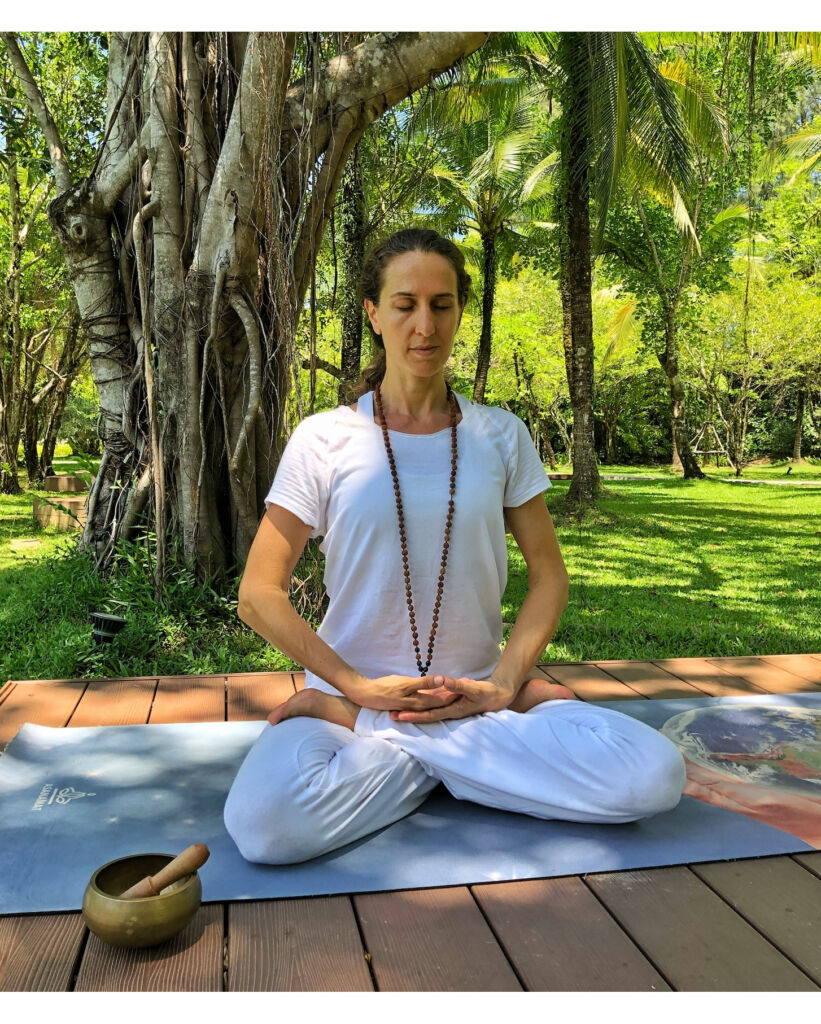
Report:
364,299,381,337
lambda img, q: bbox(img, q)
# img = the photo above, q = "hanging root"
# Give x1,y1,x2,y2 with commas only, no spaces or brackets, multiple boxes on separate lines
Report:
195,259,229,520
228,291,262,473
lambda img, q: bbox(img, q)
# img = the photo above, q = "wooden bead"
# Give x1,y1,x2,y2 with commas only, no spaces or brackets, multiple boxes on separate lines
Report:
374,380,458,676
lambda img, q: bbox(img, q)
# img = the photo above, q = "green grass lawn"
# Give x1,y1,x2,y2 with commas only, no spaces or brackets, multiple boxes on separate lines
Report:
1,459,819,684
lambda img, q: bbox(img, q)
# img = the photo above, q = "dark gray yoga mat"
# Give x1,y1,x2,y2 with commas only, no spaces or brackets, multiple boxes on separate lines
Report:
0,693,818,915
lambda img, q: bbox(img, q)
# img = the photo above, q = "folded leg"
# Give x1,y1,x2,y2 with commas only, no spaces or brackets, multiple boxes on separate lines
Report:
224,717,438,864
354,700,686,823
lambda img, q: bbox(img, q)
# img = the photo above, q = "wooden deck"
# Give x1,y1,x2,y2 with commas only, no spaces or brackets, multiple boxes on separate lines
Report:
1,654,820,991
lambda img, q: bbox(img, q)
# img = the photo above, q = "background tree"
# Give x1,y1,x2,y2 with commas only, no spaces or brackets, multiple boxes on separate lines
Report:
0,33,104,492
528,32,698,506
410,77,555,403
1,31,491,595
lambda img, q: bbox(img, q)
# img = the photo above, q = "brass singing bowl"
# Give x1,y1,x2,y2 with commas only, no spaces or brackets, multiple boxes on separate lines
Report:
82,853,202,948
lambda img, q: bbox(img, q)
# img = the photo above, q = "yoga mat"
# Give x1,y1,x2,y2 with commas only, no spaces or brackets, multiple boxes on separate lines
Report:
0,693,818,915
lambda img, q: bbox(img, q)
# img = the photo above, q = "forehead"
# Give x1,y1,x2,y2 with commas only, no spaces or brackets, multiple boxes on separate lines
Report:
382,251,458,295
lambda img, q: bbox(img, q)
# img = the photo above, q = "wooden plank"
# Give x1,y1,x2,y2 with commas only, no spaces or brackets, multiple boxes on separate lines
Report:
587,866,817,990
0,680,87,751
228,898,373,991
757,654,821,687
691,858,821,985
472,877,670,991
0,681,15,707
535,663,641,701
650,658,767,698
705,656,821,694
75,903,223,991
226,672,295,721
67,677,158,727
793,853,821,880
293,671,306,691
149,676,226,724
354,887,521,991
0,912,85,991
593,660,704,699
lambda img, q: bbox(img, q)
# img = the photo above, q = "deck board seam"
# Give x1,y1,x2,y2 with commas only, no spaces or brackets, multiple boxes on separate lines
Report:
145,677,160,723
466,885,527,991
685,864,821,988
348,895,378,992
67,922,91,992
790,855,821,881
60,679,93,729
579,875,678,991
222,904,228,991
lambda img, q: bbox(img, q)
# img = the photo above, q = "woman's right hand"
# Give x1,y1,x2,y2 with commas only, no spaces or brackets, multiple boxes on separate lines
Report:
345,674,461,713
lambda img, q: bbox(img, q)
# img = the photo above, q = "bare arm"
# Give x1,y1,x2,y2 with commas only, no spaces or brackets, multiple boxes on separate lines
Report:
238,504,458,711
238,504,365,694
491,494,570,693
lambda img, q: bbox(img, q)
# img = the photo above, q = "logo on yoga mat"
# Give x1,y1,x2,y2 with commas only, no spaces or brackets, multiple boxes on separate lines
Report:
30,783,97,811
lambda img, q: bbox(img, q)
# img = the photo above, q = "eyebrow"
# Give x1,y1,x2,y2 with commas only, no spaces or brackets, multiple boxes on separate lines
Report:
389,291,456,298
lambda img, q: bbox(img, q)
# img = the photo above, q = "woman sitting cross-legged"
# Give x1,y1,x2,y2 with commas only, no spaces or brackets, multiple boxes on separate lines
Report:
224,227,686,865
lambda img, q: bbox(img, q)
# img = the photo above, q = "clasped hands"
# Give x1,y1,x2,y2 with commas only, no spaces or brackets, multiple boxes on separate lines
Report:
348,672,518,724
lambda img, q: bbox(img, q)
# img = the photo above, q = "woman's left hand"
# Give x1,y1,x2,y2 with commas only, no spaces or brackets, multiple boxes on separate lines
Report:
388,676,517,723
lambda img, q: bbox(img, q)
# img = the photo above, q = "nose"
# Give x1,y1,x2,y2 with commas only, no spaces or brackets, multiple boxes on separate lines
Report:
414,305,435,338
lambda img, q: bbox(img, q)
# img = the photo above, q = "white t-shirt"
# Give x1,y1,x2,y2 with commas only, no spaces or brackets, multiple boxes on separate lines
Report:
265,389,551,695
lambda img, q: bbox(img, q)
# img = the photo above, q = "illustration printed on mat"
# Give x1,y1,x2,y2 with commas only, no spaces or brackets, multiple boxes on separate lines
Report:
662,704,821,848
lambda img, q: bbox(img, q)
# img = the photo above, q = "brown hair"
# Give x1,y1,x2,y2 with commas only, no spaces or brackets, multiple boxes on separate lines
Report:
346,228,471,401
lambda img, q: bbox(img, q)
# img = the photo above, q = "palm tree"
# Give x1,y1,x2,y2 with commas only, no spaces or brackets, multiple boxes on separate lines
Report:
548,32,699,502
411,82,556,403
439,32,701,501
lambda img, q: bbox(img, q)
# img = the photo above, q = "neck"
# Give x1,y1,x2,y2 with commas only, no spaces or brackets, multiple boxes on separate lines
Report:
377,372,449,419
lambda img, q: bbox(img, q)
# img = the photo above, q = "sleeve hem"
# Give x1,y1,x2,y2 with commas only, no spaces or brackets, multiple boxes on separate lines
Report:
263,494,322,538
503,477,552,509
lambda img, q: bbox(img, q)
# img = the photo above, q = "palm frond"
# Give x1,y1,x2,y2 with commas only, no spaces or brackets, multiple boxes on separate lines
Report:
599,298,640,369
657,57,728,156
706,202,749,235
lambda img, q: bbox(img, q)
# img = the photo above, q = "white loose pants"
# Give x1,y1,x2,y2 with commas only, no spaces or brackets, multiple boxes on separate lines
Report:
223,699,686,865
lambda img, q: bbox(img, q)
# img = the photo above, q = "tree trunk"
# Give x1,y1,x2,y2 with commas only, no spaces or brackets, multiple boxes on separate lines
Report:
5,31,491,581
558,34,599,507
337,140,367,405
792,386,805,461
36,312,84,481
0,150,24,494
472,232,497,404
660,307,705,479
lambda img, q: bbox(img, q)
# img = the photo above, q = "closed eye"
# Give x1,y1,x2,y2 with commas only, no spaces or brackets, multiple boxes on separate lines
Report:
397,305,452,311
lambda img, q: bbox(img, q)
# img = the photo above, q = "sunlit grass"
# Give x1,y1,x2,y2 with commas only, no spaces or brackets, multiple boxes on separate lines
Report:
502,472,821,662
1,459,819,683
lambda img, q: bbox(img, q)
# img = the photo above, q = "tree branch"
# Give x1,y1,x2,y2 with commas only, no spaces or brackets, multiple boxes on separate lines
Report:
635,194,669,304
284,32,492,168
301,356,341,378
1,33,73,192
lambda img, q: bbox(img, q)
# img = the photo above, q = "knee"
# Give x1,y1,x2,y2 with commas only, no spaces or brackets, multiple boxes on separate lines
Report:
223,782,326,865
621,740,686,819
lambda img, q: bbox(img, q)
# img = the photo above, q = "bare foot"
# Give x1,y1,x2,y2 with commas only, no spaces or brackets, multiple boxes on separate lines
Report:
509,676,577,713
267,688,359,730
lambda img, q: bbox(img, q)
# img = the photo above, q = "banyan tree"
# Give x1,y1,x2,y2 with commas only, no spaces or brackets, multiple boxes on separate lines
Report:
1,31,490,586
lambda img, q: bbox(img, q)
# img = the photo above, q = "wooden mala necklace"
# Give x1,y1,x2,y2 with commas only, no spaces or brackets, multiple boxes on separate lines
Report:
373,381,458,677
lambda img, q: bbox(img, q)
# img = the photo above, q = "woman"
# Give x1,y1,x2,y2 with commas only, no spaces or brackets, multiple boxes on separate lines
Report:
224,228,685,864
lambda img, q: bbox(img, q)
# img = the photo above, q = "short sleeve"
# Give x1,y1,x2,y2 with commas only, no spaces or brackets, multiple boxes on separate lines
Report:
504,414,551,508
264,418,328,539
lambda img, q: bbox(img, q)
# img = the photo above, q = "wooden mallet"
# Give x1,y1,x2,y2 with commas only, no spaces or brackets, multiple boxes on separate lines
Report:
119,843,210,899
